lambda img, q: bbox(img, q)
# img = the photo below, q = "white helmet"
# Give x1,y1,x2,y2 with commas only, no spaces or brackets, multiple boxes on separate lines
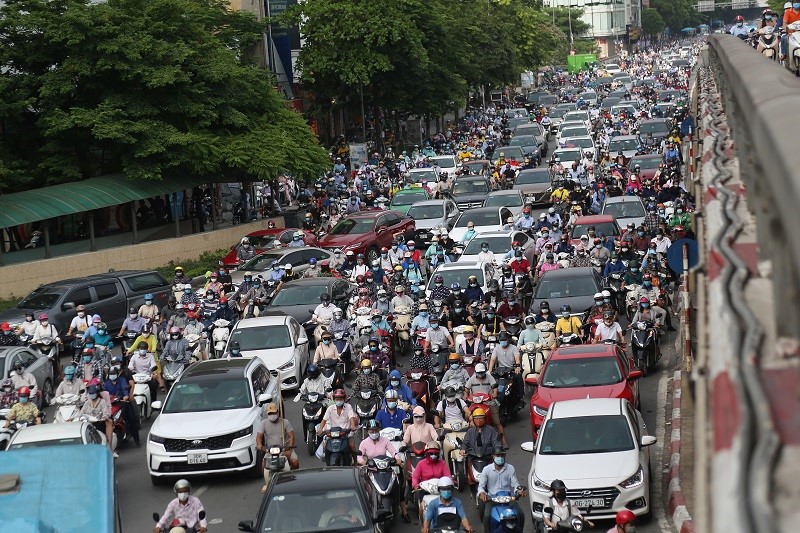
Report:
437,476,455,489
475,363,487,373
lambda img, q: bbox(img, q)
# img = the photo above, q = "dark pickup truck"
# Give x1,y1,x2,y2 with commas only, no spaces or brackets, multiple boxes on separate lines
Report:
0,270,171,333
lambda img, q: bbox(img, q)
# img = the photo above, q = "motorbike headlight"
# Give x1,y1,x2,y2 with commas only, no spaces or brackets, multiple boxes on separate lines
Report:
636,322,647,331
533,404,548,417
374,458,389,470
619,465,644,489
149,433,165,444
532,473,551,493
268,446,282,455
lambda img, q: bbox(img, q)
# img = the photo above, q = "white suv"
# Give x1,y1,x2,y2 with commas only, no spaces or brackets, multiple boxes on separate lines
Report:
147,358,279,484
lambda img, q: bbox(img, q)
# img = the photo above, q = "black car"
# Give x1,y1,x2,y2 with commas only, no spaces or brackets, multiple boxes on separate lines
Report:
531,267,602,319
448,175,492,211
238,467,391,533
638,118,672,146
266,277,353,335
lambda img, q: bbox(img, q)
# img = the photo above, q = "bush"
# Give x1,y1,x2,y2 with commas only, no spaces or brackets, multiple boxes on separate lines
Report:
156,249,230,282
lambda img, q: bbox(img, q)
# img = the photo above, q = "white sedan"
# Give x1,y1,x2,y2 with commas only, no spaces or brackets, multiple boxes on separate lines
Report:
522,398,656,521
7,421,108,449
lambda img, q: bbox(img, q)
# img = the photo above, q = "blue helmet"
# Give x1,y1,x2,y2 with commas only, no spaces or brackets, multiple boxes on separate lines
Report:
144,293,153,301
451,282,461,290
389,369,402,380
308,258,317,265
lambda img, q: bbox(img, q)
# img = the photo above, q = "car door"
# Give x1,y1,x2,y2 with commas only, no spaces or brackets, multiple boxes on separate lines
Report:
289,318,309,371
282,250,309,275
92,281,124,331
61,287,93,328
499,208,512,229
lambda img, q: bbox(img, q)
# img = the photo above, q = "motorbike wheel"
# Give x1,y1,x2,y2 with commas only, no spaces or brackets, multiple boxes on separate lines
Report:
454,461,467,492
378,496,394,533
307,429,316,456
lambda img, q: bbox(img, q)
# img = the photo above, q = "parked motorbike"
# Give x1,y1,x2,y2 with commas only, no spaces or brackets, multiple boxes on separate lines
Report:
631,320,660,375
211,319,231,359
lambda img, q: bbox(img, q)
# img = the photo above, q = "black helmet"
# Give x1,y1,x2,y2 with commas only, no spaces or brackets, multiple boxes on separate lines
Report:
366,419,381,430
560,304,571,313
488,279,499,290
413,343,424,354
602,310,615,320
550,479,567,491
320,293,331,302
540,301,550,310
307,364,320,379
129,307,137,314
498,331,511,341
492,443,506,456
525,316,536,325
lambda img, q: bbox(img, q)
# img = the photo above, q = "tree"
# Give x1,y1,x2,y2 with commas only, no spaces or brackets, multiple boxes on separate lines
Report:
650,0,700,33
0,0,329,192
642,7,666,36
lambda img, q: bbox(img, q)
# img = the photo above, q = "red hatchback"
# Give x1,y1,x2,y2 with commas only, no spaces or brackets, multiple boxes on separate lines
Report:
526,344,642,439
569,214,620,245
220,228,318,268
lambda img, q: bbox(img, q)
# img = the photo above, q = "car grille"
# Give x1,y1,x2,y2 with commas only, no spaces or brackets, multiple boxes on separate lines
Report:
566,486,620,510
158,458,245,473
163,430,245,452
456,201,483,210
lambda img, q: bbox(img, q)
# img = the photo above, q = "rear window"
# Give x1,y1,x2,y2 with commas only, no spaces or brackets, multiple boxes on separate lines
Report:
124,272,169,292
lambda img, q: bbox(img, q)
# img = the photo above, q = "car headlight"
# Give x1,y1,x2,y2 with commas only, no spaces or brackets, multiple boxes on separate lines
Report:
619,465,644,489
533,404,548,417
278,359,295,371
345,241,364,250
531,472,551,493
149,433,165,444
230,427,253,440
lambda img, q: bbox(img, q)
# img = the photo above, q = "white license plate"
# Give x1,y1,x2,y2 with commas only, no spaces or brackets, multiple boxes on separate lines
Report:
573,498,605,508
187,452,208,465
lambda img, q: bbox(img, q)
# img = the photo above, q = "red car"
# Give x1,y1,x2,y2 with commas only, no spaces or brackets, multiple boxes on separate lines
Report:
220,228,318,268
317,211,415,262
569,214,620,245
526,343,642,439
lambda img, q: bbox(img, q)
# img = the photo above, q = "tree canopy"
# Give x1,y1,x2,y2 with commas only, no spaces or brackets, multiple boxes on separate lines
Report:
649,0,700,33
642,7,667,36
0,0,329,192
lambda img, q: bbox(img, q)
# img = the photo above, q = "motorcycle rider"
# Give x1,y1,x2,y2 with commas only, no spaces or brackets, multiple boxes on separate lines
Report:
3,386,41,427
138,294,159,322
128,342,164,396
9,360,38,404
518,316,545,345
632,296,665,330
637,276,668,327
172,266,190,288
385,369,416,406
154,479,208,533
422,476,474,533
409,343,436,375
353,358,382,393
488,331,524,408
78,384,114,454
464,275,485,304
31,313,63,378
457,325,485,359
555,305,583,341
482,279,503,308
603,252,627,278
54,365,85,400
317,388,359,460
297,364,332,398
66,305,92,337
465,363,506,445
180,284,200,306
608,510,637,533
497,293,523,321
313,330,340,364
0,379,18,409
167,304,189,332
782,3,800,61
412,442,452,520
0,322,22,346
534,301,557,324
479,305,504,338
313,293,340,325
729,14,750,38
593,310,625,345
15,310,40,338
477,445,526,531
376,389,410,429
357,420,410,522
103,368,141,446
162,326,189,367
461,407,501,460
440,354,470,392
256,402,299,491
303,257,321,278
119,307,147,338
542,479,593,531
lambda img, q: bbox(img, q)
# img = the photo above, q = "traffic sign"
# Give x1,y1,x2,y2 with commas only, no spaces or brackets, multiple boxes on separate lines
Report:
667,238,699,274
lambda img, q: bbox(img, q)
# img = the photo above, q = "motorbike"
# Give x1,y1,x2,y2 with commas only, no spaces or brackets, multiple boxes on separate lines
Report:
122,331,138,353
466,452,490,498
318,358,344,391
493,367,521,424
0,410,30,450
161,353,188,390
263,444,292,486
366,454,401,530
502,317,521,341
297,391,327,456
109,397,132,450
352,389,383,441
417,479,465,532
557,333,583,346
153,510,206,533
485,489,527,533
624,283,642,320
604,273,626,312
211,319,231,359
332,330,353,375
441,421,468,491
540,505,592,532
132,372,153,423
392,306,413,359
324,426,354,466
786,22,800,75
53,393,83,423
402,440,428,506
405,368,437,422
631,320,660,375
520,342,546,394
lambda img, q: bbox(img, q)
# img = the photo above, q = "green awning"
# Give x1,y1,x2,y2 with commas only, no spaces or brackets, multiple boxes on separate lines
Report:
0,175,209,228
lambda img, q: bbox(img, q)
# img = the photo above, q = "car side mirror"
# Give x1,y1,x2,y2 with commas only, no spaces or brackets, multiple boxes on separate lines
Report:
62,302,75,311
238,520,255,532
641,435,657,447
525,375,538,386
543,506,554,514
151,401,162,410
257,393,273,405
520,441,535,453
628,370,643,380
379,226,388,232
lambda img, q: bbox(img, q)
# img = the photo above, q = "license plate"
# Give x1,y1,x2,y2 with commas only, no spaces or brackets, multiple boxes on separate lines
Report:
573,498,605,508
187,452,208,464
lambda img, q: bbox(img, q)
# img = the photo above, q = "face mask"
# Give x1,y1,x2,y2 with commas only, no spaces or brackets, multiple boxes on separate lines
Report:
268,414,279,422
83,356,92,363
171,334,180,340
335,400,345,408
494,456,506,466
363,368,371,375
795,3,800,9
427,453,439,462
109,374,118,381
273,266,279,271
419,312,428,318
387,401,397,409
469,283,477,287
677,209,684,214
476,372,486,379
500,341,509,348
3,331,10,336
370,345,378,352
391,246,397,251
487,313,495,319
369,432,380,441
643,281,652,287
177,492,189,503
26,317,33,322
98,329,107,335
737,22,743,26
65,374,75,381
430,323,439,329
20,396,29,403
88,393,97,400
631,267,639,272
450,363,460,370
78,312,85,318
231,349,240,355
41,321,49,326
138,349,147,356
637,231,645,237
323,339,331,345
439,490,453,500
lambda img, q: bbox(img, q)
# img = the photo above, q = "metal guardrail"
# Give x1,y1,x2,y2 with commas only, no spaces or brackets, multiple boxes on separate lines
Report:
705,34,800,335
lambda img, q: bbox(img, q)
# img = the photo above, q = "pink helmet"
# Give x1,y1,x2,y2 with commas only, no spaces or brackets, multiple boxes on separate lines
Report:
38,313,48,321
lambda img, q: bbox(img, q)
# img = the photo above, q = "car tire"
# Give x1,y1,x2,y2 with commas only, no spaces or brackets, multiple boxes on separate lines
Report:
150,474,166,486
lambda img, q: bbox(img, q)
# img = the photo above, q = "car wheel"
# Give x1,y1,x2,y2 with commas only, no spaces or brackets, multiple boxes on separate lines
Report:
42,378,54,407
367,246,380,264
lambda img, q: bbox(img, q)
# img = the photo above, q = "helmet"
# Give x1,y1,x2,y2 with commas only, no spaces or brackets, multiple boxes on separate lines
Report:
540,301,550,310
320,293,331,302
472,408,486,418
498,331,511,341
525,315,536,325
451,282,461,290
38,313,48,321
175,266,184,272
735,15,744,22
560,304,571,313
332,389,346,399
144,293,153,300
18,386,31,397
308,258,317,265
366,419,381,430
356,275,366,284
594,292,603,300
64,365,76,377
434,275,444,283
169,326,181,335
129,307,137,314
492,443,506,455
425,441,441,452
602,310,614,320
475,362,487,373
173,479,192,493
447,353,460,364
602,290,611,298
307,364,320,379
360,359,373,368
385,389,399,400
437,476,454,490
550,479,567,491
462,325,475,334
616,509,636,526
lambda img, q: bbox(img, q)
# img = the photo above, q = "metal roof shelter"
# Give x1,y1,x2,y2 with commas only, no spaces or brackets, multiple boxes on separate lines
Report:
0,174,215,259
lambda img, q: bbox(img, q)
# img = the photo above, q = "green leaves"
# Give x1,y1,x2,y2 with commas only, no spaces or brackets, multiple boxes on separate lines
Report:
0,0,329,191
642,8,666,37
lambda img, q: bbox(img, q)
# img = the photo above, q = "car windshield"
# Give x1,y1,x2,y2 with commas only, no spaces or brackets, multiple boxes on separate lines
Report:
632,157,661,170
493,147,524,161
407,204,444,219
17,289,60,310
608,138,639,152
391,191,428,206
603,201,645,219
540,357,623,388
560,127,588,138
539,96,558,106
485,194,522,208
454,211,499,228
464,162,487,173
600,98,621,109
639,121,669,134
509,135,537,147
431,156,456,168
329,218,374,235
516,171,551,185
561,138,593,149
257,488,368,533
549,109,568,119
10,437,84,449
409,170,437,183
565,112,589,122
571,222,618,238
163,377,252,413
241,252,287,271
555,150,581,163
535,275,598,299
463,236,512,255
271,284,328,306
453,180,489,195
428,268,483,291
230,324,292,350
539,414,634,454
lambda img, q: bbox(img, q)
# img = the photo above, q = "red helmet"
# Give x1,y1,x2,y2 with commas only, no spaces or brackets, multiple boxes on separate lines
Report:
735,15,744,22
219,296,228,304
616,509,636,526
356,275,366,284
18,386,31,397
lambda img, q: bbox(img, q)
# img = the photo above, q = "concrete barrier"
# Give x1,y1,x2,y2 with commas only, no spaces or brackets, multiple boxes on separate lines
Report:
0,218,281,299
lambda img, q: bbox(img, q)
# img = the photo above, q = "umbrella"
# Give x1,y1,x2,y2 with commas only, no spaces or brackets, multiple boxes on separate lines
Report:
681,27,696,33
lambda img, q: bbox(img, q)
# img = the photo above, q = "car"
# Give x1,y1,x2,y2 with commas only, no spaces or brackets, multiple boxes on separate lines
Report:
406,168,440,193
610,105,638,119
460,159,491,177
317,211,415,263
407,199,460,244
629,154,663,182
563,110,592,130
614,76,633,91
0,346,55,406
484,190,525,217
425,261,494,298
552,147,583,166
220,228,319,268
658,89,684,102
522,398,656,521
547,108,569,134
526,344,643,438
429,155,459,179
230,247,332,286
147,358,279,482
459,230,535,264
607,135,640,160
531,267,602,319
515,121,550,145
513,169,553,205
599,96,621,111
556,125,590,148
387,188,432,215
7,420,108,449
604,63,622,74
579,91,598,105
526,91,550,109
569,214,621,245
509,135,544,160
538,94,559,109
638,118,672,146
266,278,354,333
559,136,595,160
448,176,492,212
602,196,646,229
237,467,392,533
227,314,310,390
506,116,529,131
490,146,525,165
449,206,513,243
655,102,677,118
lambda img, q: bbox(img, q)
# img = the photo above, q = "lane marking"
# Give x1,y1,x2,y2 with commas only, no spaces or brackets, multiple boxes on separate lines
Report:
194,483,209,498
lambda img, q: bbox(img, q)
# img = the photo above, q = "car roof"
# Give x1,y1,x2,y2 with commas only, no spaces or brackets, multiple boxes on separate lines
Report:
456,206,499,215
345,211,389,220
640,118,670,125
608,135,638,141
269,467,362,492
455,176,488,183
245,228,295,238
234,315,290,329
183,358,251,377
487,190,522,197
551,344,618,359
410,199,448,206
435,261,484,271
551,397,624,418
408,167,437,173
472,230,518,238
630,154,662,162
9,422,85,442
37,270,155,289
574,215,615,224
276,277,338,288
539,266,595,280
603,196,643,204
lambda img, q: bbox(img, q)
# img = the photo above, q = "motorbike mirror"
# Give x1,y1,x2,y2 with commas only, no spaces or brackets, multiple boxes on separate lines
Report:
543,507,554,515
199,511,206,521
238,520,255,532
520,441,535,453
641,435,657,447
62,302,76,311
395,362,403,368
153,513,160,523
151,401,162,410
525,375,538,386
627,370,643,380
257,393,273,405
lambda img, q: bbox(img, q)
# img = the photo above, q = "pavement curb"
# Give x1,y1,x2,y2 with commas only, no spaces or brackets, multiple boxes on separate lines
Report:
667,370,695,533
